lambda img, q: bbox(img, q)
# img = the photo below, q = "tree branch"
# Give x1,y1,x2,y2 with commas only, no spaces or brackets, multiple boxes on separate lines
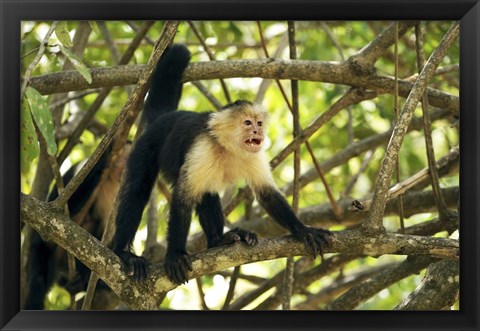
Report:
231,187,458,240
326,256,434,310
21,192,458,310
28,59,459,115
394,259,459,310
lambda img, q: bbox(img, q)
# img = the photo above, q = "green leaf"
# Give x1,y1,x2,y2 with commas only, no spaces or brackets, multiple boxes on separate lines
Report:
25,87,58,156
20,99,39,174
55,22,73,48
88,21,101,35
59,45,93,84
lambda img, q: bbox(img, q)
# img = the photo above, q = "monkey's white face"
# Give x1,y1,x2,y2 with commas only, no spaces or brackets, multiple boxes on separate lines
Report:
241,116,264,153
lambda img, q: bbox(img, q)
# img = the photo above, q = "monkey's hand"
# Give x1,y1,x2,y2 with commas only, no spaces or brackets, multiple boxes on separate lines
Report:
117,251,149,282
165,252,192,285
293,226,332,258
219,228,258,246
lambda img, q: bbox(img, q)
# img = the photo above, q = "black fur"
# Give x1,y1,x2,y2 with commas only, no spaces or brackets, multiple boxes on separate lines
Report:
142,44,191,126
112,44,331,285
257,186,332,258
24,145,115,310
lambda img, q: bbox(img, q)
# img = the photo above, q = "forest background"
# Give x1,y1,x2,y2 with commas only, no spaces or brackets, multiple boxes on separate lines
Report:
20,20,459,310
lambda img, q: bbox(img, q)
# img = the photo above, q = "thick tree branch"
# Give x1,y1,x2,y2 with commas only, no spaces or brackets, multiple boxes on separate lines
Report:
326,256,434,310
21,193,458,310
28,60,459,115
394,259,459,310
295,262,396,310
144,187,458,264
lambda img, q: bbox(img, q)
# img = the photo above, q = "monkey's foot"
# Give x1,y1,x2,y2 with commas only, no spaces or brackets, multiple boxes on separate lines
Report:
294,226,333,258
165,253,192,285
219,228,258,246
117,251,149,281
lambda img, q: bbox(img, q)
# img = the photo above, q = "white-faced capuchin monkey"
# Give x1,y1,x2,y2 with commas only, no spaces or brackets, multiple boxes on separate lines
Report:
112,44,332,285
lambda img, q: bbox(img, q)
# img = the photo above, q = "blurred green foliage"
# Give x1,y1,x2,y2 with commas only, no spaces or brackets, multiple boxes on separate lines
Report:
20,21,459,310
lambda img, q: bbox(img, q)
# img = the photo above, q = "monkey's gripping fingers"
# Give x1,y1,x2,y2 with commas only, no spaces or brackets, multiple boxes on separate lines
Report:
165,253,193,285
117,251,149,282
219,228,258,246
295,226,333,258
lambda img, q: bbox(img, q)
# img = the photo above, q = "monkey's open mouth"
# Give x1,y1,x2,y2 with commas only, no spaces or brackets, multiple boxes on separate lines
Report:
245,138,262,146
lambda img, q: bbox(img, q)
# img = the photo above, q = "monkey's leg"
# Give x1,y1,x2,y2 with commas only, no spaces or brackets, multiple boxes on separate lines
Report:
196,193,224,247
165,187,194,284
196,193,258,247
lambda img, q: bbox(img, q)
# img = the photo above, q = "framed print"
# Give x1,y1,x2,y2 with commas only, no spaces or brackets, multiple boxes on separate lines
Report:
1,0,479,330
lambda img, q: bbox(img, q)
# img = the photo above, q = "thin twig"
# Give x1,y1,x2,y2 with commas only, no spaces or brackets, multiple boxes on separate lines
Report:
295,262,396,309
21,22,58,97
320,22,354,144
342,148,376,197
187,21,232,104
98,21,121,63
282,21,300,311
125,21,156,46
254,255,357,310
196,278,210,310
191,81,223,110
50,89,101,111
393,21,406,234
222,266,240,309
415,23,451,220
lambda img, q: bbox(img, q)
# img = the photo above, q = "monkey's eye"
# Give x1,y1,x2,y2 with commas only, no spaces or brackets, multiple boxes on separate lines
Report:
257,121,263,127
244,120,252,126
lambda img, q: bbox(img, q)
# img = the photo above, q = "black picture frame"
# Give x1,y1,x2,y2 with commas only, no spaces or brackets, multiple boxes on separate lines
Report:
1,0,479,330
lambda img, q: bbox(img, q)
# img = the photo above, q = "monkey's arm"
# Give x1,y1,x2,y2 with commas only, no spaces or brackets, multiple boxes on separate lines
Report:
255,186,332,257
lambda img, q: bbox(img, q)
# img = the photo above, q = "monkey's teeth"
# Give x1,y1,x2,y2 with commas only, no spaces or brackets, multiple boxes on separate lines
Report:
245,139,261,146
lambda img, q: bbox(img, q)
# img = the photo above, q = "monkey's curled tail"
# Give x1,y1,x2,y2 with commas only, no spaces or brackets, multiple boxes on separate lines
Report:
143,44,191,125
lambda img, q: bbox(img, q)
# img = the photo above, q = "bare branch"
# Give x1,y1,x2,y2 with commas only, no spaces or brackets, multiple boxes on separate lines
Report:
28,60,459,115
395,259,459,310
326,256,434,310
